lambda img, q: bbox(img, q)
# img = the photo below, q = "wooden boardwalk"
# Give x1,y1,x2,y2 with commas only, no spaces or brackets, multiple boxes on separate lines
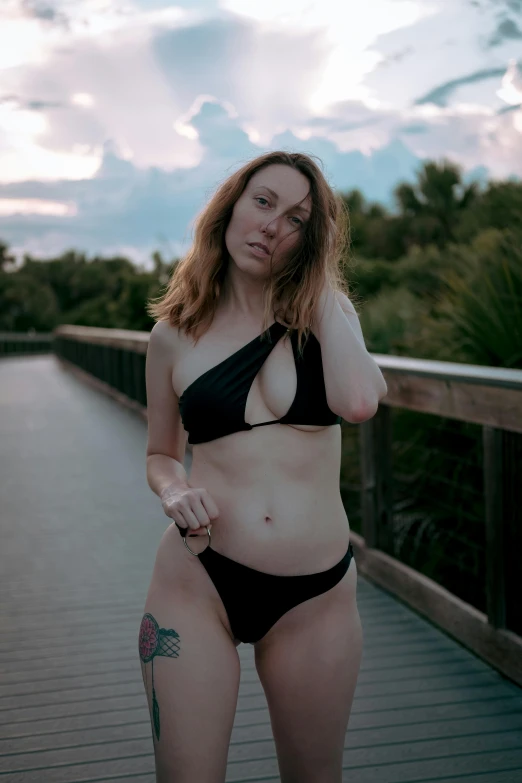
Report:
1,354,521,783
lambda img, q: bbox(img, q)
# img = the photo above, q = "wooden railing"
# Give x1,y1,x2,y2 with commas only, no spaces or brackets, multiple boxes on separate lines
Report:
357,354,522,687
53,325,149,412
53,324,522,686
0,332,54,356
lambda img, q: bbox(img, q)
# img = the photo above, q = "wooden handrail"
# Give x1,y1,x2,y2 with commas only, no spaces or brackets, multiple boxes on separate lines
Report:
0,332,53,340
54,325,149,353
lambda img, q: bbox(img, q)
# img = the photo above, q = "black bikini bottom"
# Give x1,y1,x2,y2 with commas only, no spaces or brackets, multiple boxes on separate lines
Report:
194,539,354,644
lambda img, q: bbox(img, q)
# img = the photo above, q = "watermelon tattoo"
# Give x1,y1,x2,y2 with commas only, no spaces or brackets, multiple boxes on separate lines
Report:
139,612,181,741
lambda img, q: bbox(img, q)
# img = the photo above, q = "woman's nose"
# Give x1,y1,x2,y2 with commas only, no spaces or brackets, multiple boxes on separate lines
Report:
261,215,280,235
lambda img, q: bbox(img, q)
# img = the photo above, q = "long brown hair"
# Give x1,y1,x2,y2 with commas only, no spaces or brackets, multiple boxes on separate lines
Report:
147,150,357,357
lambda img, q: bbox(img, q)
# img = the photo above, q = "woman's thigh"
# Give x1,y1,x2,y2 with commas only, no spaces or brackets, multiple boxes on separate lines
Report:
139,525,242,782
139,584,241,783
253,558,363,783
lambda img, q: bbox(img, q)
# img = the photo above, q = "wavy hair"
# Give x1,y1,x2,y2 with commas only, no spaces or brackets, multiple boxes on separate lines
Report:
147,150,357,358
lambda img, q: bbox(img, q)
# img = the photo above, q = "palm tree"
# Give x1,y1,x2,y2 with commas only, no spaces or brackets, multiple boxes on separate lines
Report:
394,160,479,248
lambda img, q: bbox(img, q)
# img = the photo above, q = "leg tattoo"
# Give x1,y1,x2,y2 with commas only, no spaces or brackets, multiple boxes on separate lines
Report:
139,612,181,741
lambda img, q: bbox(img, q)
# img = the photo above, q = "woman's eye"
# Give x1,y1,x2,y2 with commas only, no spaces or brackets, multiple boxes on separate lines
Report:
255,198,302,227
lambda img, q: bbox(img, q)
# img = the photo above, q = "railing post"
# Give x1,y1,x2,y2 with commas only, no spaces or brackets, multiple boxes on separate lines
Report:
360,404,393,551
360,418,376,548
483,426,506,629
122,349,131,397
503,431,522,635
133,351,146,406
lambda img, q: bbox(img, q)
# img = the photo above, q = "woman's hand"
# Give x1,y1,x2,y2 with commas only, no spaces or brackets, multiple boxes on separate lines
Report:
160,484,219,536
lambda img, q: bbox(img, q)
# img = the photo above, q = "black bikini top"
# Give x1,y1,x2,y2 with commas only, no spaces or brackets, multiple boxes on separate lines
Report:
178,320,342,445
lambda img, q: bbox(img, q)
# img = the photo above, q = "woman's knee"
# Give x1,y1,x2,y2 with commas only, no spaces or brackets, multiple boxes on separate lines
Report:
138,598,241,782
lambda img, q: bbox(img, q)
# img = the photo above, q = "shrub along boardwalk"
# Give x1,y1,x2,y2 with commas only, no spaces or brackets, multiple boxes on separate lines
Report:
1,354,521,783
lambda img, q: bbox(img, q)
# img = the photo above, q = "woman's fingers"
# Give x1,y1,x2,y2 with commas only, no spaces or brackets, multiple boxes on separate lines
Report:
161,486,219,531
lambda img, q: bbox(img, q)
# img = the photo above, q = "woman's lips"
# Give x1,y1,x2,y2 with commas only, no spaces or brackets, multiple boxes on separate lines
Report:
248,243,269,257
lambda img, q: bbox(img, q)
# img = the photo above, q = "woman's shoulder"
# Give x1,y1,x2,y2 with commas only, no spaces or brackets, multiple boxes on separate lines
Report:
149,319,180,362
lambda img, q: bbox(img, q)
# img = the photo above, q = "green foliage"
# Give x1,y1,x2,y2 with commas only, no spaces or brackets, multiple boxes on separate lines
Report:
351,226,522,368
357,286,425,356
435,228,522,368
394,159,479,245
345,161,522,263
0,273,58,331
455,180,522,242
342,189,411,260
0,248,174,332
351,241,456,304
0,241,16,271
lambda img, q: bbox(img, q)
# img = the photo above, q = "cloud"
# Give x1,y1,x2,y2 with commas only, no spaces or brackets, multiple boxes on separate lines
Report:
488,17,522,46
0,100,424,264
20,0,67,25
398,122,430,134
497,101,522,112
365,0,522,111
415,68,507,107
1,93,65,111
0,0,521,264
150,12,331,140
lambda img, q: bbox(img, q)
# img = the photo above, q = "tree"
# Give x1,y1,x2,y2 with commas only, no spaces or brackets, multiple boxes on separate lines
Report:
393,159,479,249
0,241,16,272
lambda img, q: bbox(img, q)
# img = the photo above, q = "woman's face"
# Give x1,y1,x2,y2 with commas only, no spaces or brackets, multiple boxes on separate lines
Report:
224,164,312,275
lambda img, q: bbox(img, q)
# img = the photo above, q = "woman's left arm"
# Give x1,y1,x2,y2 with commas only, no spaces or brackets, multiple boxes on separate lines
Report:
311,285,388,423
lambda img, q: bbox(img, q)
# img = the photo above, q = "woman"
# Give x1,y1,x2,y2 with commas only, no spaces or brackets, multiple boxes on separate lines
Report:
139,151,388,782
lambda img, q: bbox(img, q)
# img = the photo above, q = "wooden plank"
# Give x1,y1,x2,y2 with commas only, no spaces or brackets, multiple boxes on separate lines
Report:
339,748,522,783
4,710,520,759
0,662,139,689
0,721,150,755
351,531,522,686
420,773,522,783
226,747,522,782
381,373,522,433
0,332,53,340
54,325,150,353
0,737,155,774
0,710,151,740
231,712,522,746
95,777,154,782
373,352,522,390
0,757,156,782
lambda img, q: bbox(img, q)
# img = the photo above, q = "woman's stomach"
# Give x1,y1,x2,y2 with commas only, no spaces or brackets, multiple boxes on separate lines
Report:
186,423,351,574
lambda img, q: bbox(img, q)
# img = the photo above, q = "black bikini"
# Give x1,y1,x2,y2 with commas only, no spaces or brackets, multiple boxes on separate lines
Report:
176,320,354,644
179,320,342,444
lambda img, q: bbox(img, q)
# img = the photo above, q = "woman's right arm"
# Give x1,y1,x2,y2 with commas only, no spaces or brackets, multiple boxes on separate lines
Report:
145,320,189,499
145,321,219,532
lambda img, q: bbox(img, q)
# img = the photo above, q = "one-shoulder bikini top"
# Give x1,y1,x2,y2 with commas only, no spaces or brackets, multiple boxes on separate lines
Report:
178,320,342,444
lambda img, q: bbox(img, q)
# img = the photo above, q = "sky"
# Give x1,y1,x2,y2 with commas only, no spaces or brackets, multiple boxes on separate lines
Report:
0,0,521,266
